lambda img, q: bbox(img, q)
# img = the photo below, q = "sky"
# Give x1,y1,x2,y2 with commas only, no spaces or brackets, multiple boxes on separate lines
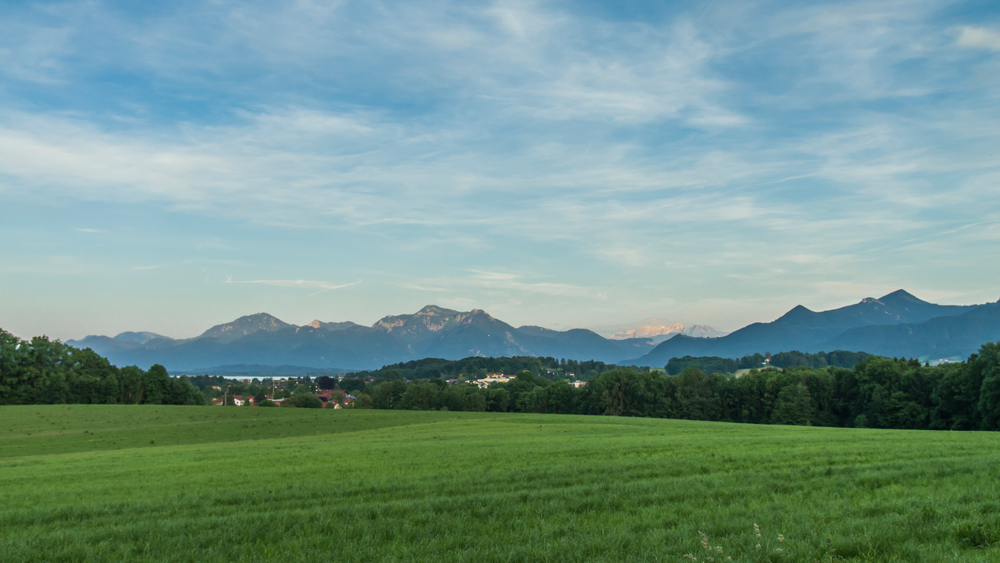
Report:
1,0,999,341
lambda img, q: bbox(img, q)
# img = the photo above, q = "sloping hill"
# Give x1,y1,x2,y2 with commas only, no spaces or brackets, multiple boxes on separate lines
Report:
517,326,654,362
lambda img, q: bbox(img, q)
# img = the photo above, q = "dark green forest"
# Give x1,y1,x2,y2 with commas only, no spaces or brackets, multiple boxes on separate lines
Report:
355,342,1000,431
347,356,621,381
665,350,871,375
0,330,204,405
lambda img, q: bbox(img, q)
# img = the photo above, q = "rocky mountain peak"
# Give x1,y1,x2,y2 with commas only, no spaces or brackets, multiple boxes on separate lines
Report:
199,313,292,343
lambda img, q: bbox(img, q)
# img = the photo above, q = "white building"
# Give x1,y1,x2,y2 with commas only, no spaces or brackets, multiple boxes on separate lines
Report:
474,374,512,388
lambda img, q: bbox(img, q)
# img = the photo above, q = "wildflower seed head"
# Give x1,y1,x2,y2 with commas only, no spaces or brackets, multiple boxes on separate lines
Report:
775,548,783,553
778,534,784,543
756,544,762,549
715,546,722,553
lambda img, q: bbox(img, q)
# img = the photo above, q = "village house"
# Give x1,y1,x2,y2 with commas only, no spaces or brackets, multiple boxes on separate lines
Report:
315,390,356,408
474,373,512,388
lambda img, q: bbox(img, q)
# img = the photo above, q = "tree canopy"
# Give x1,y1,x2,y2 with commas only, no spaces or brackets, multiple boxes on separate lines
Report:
351,341,1000,431
0,330,204,406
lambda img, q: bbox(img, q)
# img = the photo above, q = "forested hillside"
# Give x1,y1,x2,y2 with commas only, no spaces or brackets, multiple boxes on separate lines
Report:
348,356,621,381
0,330,204,405
353,341,1000,431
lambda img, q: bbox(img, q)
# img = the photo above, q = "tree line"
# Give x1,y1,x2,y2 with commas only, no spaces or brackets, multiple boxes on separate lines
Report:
354,341,1000,431
347,356,620,381
0,330,204,405
5,325,1000,431
665,350,872,375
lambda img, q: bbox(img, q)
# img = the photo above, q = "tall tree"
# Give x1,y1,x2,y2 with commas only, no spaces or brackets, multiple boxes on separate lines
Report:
974,342,1000,430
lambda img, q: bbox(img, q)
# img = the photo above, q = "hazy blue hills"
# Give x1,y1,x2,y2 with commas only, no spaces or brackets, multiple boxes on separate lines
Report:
626,290,996,366
112,331,167,344
824,301,1000,360
69,331,170,351
67,305,657,372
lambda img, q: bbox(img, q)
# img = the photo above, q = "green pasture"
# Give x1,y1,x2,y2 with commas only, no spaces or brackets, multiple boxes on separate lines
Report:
1,406,998,562
0,405,490,459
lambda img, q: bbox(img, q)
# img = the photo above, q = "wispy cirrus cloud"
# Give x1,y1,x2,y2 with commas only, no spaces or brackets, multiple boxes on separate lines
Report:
397,282,448,292
467,270,598,298
223,278,360,292
397,271,600,300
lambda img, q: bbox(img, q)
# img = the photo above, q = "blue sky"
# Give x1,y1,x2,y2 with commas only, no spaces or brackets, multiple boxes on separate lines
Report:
2,0,999,340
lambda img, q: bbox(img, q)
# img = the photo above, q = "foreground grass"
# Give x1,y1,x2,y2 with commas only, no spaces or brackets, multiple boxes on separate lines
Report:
0,405,491,458
1,407,998,562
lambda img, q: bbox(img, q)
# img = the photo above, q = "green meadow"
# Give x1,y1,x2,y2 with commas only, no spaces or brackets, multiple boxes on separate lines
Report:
1,406,998,562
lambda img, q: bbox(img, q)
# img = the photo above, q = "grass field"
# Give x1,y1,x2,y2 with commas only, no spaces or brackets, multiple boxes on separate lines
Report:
1,406,998,562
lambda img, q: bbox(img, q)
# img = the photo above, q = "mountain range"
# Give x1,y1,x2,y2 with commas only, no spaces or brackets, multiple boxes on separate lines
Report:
66,290,1000,373
607,323,727,343
67,306,656,372
625,290,998,366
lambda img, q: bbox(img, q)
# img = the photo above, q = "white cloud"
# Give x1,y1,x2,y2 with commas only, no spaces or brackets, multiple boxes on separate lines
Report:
467,270,596,297
956,26,1000,51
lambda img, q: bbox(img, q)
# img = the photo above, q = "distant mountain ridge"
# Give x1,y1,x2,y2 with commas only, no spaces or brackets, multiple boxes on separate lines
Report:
64,291,1000,373
609,323,727,343
67,305,658,372
113,331,167,344
625,290,996,366
824,301,1000,360
199,313,291,344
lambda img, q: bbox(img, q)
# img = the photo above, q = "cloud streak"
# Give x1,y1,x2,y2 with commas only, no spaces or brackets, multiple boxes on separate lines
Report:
224,278,361,294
